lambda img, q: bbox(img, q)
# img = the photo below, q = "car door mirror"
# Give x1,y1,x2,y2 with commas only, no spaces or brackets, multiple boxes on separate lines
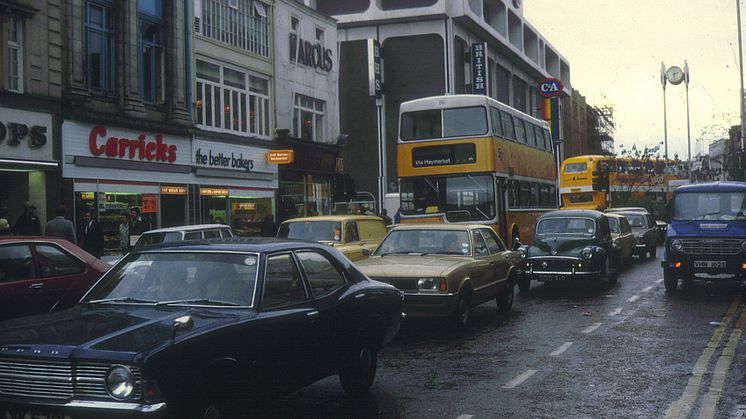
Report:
362,248,372,256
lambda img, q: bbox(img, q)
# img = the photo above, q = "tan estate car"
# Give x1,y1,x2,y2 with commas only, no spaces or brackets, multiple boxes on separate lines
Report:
605,213,636,265
276,215,388,261
355,224,523,327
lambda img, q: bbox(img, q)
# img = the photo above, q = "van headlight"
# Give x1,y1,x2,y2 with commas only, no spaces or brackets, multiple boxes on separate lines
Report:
670,239,683,251
581,247,594,260
106,365,135,400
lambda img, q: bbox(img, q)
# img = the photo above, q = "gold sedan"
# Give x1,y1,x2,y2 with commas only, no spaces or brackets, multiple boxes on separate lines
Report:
356,224,523,328
276,215,388,261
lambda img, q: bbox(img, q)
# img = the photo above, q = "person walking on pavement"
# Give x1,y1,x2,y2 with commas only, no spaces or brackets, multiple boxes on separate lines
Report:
14,202,42,235
130,207,151,235
44,205,76,243
78,209,104,258
118,211,131,253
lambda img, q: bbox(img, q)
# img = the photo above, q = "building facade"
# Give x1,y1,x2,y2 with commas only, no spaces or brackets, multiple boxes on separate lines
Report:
318,0,571,208
0,1,63,229
273,0,341,222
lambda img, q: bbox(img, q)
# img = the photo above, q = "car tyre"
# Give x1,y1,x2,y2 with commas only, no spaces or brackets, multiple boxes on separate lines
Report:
339,344,378,396
497,282,514,314
664,268,678,293
453,290,472,328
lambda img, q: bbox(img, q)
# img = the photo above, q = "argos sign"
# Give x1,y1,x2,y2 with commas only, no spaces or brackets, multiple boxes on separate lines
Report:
537,78,564,98
88,125,177,163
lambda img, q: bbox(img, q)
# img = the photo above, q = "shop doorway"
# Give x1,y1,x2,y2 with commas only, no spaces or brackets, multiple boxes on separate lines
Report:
161,195,187,228
201,195,227,224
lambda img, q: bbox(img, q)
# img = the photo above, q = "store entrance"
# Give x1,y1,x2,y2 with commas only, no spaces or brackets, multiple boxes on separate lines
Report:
161,195,186,228
201,195,227,224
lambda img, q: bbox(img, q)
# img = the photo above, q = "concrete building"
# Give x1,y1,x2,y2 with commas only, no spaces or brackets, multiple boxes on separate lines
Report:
315,0,571,207
0,1,64,228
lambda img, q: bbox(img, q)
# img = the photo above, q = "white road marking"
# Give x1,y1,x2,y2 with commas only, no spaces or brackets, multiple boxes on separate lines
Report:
550,342,573,356
609,307,623,316
627,295,640,303
456,415,474,419
656,278,664,283
642,286,653,292
502,369,537,389
582,323,602,334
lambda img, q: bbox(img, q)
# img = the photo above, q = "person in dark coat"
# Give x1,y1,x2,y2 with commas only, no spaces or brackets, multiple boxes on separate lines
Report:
14,202,42,235
260,214,278,237
130,207,152,235
78,209,104,258
44,205,76,243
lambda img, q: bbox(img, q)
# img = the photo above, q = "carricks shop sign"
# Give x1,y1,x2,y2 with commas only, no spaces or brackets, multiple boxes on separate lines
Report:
88,125,177,163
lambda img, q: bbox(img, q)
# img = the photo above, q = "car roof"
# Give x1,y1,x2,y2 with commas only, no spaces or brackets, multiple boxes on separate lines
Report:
389,223,490,231
605,207,648,213
133,237,333,253
0,236,71,244
280,215,384,223
141,224,231,234
603,213,627,220
674,181,746,193
541,209,605,219
614,211,648,216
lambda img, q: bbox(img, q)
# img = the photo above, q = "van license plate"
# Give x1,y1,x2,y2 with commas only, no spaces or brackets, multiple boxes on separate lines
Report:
694,261,726,269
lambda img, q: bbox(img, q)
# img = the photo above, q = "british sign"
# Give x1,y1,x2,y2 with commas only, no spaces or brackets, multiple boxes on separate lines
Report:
538,78,564,97
471,42,488,96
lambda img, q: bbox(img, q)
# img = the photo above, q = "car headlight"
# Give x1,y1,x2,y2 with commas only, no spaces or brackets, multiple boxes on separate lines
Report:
581,247,594,260
417,278,440,292
106,365,135,400
670,239,683,251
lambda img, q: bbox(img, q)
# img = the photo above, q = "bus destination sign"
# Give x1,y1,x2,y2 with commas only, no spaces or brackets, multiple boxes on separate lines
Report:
412,144,476,167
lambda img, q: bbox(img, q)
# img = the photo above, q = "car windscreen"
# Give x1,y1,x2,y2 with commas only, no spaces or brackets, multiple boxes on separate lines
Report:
134,231,182,248
537,217,596,236
277,221,342,242
83,252,258,307
621,213,646,228
672,192,746,221
374,229,471,256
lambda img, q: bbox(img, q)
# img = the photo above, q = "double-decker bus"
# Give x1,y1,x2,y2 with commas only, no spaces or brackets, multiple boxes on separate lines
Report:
396,94,558,245
560,154,681,211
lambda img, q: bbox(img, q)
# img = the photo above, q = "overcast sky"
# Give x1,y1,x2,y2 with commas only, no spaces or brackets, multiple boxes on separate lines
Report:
524,0,742,160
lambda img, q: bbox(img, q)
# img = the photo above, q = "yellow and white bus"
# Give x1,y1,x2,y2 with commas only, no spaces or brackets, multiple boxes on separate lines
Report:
396,94,557,245
559,155,610,210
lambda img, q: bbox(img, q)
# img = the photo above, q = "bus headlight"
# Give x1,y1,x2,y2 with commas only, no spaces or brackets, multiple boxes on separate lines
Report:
106,365,135,400
581,247,594,260
670,239,683,251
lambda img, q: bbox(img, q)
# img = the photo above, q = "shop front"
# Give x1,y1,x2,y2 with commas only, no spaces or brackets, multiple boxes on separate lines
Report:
62,121,193,253
0,107,58,228
193,138,278,236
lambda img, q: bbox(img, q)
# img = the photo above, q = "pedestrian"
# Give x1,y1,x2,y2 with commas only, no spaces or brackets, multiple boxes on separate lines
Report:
118,211,131,253
380,208,393,225
78,209,104,258
130,207,151,235
260,214,278,237
44,205,76,243
13,202,41,235
0,206,11,236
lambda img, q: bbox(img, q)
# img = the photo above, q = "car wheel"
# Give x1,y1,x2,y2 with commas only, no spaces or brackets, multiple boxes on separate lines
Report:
497,283,515,314
664,268,678,293
339,344,378,396
453,291,472,328
518,275,531,293
605,256,618,284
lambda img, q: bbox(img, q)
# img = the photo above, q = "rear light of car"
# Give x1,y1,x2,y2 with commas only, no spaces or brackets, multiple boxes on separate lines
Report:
674,262,682,268
742,263,746,270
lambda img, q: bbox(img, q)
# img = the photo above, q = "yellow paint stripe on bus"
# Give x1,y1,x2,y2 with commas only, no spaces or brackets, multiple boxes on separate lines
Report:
664,295,742,419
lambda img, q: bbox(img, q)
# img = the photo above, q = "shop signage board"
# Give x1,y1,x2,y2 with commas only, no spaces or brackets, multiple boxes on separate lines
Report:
266,150,294,164
0,107,54,163
193,138,277,175
537,78,564,98
368,39,382,98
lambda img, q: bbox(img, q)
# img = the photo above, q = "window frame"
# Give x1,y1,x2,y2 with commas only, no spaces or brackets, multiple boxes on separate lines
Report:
84,1,116,93
200,0,271,58
34,243,86,278
293,93,325,142
261,252,310,310
0,244,36,283
139,15,165,103
294,249,347,299
6,16,23,93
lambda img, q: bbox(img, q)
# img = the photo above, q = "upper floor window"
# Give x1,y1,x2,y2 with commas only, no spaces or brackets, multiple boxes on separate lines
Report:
201,0,270,58
139,0,164,103
6,17,23,93
290,15,299,34
196,59,271,138
85,1,115,92
315,27,324,45
293,94,325,142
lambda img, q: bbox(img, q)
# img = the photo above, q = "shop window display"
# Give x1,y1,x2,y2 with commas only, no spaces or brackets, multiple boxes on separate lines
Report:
230,197,272,236
75,192,157,254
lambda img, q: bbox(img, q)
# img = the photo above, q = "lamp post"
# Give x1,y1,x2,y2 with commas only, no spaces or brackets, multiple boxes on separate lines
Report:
738,0,746,178
684,60,692,181
661,62,669,200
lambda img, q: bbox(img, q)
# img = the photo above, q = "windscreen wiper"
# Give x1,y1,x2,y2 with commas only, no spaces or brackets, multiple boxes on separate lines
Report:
380,251,422,257
687,211,720,224
86,297,157,304
156,299,240,307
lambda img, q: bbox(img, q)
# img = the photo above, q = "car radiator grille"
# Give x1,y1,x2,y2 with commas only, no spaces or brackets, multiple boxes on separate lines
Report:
531,258,574,271
681,239,743,255
0,359,141,400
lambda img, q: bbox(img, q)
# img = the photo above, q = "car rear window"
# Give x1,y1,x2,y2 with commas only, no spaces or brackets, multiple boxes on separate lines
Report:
277,221,342,242
357,220,387,240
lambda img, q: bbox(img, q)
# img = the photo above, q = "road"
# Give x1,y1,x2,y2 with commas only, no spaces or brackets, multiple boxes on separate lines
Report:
245,247,746,418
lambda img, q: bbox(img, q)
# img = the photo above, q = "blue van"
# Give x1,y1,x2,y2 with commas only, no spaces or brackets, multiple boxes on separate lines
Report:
662,182,746,292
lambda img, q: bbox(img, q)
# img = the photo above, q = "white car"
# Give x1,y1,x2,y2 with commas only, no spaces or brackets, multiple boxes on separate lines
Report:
132,224,234,249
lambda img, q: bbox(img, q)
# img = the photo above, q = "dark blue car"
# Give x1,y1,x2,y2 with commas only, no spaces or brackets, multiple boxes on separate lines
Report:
0,239,402,418
662,182,746,292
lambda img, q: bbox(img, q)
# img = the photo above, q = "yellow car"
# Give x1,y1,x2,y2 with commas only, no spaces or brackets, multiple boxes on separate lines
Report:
276,215,388,261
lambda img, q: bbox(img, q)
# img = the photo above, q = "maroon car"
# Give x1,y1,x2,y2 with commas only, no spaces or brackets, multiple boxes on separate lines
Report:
0,237,109,319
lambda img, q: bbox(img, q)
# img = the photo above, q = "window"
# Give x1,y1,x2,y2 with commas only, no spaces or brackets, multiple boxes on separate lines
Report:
490,107,503,137
564,162,588,173
499,111,515,140
196,59,271,137
263,253,308,309
295,251,346,298
201,0,271,57
140,18,164,102
36,245,85,278
293,94,325,142
480,229,505,253
345,222,360,242
85,2,115,92
514,118,527,143
290,15,299,33
471,231,488,256
184,231,202,240
6,17,22,93
315,27,324,45
400,107,488,141
400,175,495,222
0,245,34,282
